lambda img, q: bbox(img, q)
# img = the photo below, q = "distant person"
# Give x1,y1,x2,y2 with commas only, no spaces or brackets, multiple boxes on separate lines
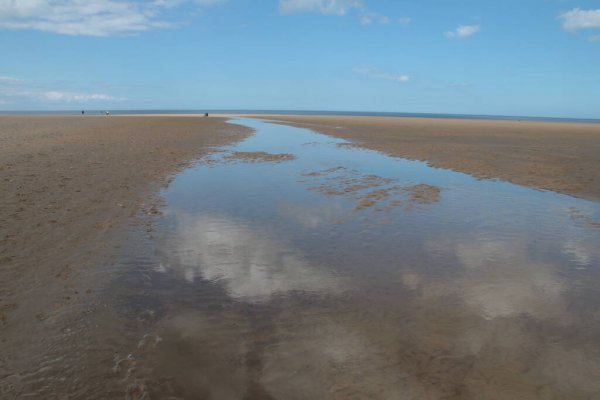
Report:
105,111,110,116
205,113,209,117
81,110,85,115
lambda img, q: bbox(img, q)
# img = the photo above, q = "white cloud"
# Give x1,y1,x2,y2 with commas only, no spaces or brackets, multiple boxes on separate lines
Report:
0,0,224,36
360,12,388,26
397,16,411,26
353,66,409,82
161,212,341,302
559,8,600,32
195,0,227,5
0,75,125,104
445,24,480,39
279,0,363,16
279,1,411,29
0,75,24,83
41,91,125,102
154,0,226,6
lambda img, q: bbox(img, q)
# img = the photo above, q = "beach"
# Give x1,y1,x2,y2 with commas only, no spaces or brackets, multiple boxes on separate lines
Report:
2,113,599,327
0,115,251,396
1,114,600,398
0,115,251,305
249,115,600,201
3,0,599,396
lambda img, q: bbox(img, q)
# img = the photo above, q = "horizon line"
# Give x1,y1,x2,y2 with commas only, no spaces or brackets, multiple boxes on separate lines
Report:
1,109,599,123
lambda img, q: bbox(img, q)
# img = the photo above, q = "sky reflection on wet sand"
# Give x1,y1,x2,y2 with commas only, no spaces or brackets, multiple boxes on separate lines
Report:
118,118,600,399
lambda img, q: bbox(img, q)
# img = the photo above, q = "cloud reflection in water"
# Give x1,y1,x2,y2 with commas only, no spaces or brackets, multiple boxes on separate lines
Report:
156,210,341,303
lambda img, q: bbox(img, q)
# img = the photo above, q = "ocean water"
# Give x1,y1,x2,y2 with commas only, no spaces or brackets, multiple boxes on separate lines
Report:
1,109,599,124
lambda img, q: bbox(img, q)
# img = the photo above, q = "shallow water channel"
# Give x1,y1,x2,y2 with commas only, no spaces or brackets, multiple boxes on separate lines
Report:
109,118,600,399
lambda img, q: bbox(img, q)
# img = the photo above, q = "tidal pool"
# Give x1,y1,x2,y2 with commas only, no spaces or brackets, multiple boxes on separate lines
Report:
114,118,600,399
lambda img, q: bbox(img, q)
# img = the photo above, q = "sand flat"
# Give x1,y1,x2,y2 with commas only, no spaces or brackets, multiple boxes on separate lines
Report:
110,118,600,399
0,114,250,292
249,114,600,200
0,116,251,382
2,115,600,398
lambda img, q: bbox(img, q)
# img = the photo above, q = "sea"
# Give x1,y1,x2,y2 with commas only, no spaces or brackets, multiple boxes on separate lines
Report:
1,109,599,124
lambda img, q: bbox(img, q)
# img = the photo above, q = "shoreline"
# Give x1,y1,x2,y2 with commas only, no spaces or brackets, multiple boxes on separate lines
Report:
5,113,599,201
99,113,600,200
2,111,599,125
0,114,251,308
238,114,600,201
1,113,599,397
0,116,252,392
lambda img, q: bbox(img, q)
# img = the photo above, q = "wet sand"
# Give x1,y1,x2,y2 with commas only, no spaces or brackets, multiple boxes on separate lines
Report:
2,114,600,399
0,116,251,396
251,115,600,201
113,118,600,399
223,151,296,163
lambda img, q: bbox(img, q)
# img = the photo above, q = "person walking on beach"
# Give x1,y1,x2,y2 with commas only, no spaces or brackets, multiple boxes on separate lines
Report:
81,110,85,115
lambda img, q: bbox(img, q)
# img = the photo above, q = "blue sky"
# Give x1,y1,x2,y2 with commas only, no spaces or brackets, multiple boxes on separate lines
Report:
1,0,599,118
